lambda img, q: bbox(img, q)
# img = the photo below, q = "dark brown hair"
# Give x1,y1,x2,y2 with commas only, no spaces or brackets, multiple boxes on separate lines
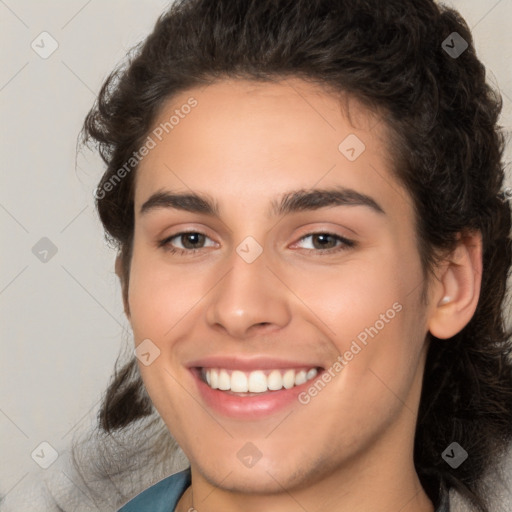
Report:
81,1,512,510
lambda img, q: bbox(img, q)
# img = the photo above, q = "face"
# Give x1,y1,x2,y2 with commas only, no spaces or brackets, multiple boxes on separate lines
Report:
127,78,433,497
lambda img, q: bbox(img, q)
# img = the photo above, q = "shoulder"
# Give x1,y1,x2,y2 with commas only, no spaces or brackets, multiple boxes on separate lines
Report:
117,468,191,512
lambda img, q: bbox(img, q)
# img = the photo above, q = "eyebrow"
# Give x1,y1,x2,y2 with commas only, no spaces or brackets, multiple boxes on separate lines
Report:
139,186,385,217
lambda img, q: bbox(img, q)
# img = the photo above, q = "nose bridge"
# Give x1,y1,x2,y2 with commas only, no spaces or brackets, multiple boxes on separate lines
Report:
205,241,291,338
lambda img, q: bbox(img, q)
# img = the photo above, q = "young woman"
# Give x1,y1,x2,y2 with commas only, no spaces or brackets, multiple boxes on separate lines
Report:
78,0,512,511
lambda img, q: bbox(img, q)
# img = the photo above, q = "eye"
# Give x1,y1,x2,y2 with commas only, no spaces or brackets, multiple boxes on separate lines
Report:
293,232,355,253
158,231,217,255
158,230,356,256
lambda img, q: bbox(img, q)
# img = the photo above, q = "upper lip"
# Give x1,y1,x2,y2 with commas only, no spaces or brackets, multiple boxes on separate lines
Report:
187,356,323,371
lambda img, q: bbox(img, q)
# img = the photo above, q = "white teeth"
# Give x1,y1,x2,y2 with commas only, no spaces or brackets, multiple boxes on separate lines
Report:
231,370,248,392
218,369,230,391
283,369,295,389
203,367,319,393
248,371,267,393
267,370,283,390
307,368,318,380
294,370,307,386
210,369,219,389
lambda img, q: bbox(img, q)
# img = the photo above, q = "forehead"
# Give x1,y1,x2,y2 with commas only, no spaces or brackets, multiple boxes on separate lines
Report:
134,78,409,217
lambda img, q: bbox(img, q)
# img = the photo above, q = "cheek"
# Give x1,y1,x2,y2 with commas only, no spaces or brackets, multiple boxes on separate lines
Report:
288,246,425,388
285,250,407,341
127,249,208,342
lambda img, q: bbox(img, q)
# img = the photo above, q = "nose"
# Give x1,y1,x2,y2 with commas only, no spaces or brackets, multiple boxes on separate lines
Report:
205,246,292,339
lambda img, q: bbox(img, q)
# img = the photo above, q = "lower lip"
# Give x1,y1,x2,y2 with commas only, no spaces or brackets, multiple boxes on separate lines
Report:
191,368,322,419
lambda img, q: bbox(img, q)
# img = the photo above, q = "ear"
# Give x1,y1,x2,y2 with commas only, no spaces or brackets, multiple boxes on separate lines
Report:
428,231,483,339
115,254,131,319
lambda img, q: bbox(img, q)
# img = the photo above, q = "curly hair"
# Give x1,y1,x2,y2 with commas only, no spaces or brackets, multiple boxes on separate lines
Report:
81,1,512,510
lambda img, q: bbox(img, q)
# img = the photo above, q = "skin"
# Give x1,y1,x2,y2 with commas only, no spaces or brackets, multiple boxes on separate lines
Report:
118,78,482,512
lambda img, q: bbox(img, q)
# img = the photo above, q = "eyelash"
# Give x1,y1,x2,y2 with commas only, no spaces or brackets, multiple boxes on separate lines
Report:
157,231,356,256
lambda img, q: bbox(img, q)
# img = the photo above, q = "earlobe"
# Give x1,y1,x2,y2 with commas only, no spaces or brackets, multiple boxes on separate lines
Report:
115,254,131,319
428,232,483,340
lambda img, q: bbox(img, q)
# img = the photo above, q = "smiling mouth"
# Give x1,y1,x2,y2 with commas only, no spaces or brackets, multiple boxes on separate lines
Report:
197,367,322,394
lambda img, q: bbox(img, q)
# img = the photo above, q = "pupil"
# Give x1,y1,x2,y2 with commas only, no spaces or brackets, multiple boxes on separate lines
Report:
184,233,203,249
315,234,333,249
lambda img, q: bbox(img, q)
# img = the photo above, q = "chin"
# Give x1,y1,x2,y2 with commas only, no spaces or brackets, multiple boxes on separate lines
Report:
196,455,318,495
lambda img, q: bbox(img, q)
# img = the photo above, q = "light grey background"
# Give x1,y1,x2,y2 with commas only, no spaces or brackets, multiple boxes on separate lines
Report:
1,0,511,499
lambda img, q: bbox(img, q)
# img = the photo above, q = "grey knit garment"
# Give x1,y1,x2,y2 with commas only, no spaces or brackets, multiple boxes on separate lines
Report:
1,413,510,511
